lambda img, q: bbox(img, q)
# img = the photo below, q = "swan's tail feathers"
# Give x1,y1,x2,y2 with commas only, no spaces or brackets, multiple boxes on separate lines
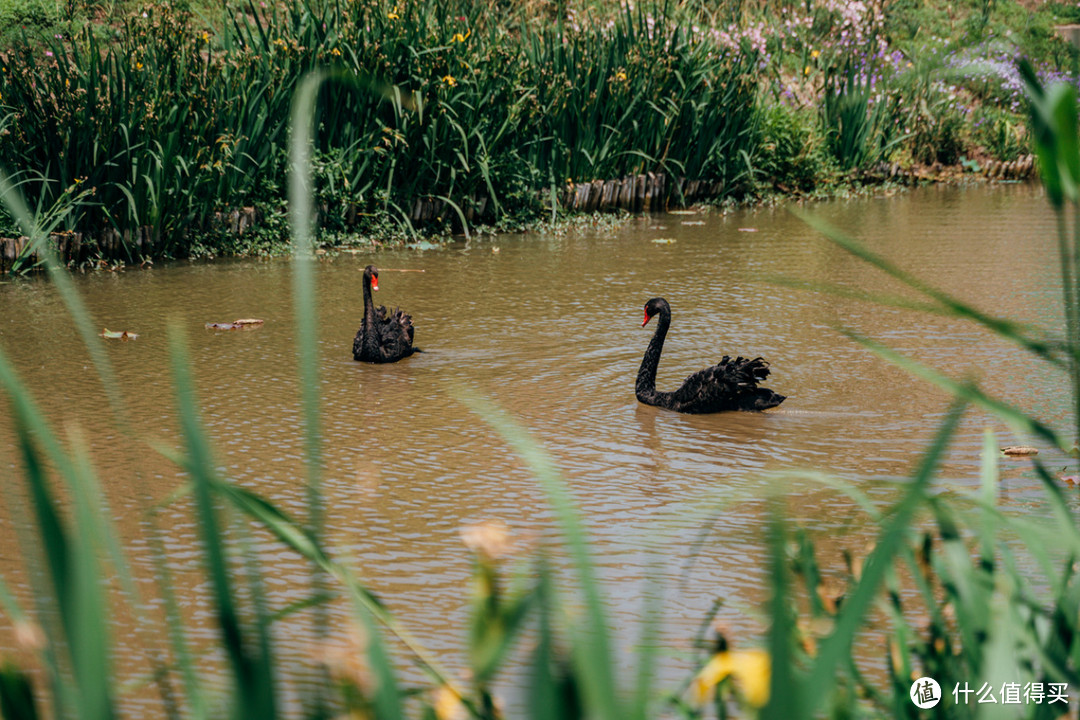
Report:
719,355,773,386
718,356,785,410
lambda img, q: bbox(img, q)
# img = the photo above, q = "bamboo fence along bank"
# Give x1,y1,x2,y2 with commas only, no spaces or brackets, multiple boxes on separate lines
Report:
0,156,1040,272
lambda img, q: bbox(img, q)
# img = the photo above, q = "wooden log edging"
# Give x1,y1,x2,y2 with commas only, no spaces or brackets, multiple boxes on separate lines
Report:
543,172,723,213
981,154,1036,181
14,155,1040,270
0,206,261,273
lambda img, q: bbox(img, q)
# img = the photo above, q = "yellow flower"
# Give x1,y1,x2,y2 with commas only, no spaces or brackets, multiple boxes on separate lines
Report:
441,74,456,86
432,685,467,720
460,521,512,560
331,47,341,56
201,31,209,42
810,49,819,59
388,12,398,18
136,61,144,70
804,65,811,76
615,70,627,81
687,649,770,708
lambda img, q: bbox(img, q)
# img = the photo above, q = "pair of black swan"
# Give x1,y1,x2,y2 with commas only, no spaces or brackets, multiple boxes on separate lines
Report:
352,265,417,363
352,271,784,414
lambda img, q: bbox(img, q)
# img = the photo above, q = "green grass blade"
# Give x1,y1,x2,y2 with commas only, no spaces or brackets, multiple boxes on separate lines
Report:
65,429,117,720
212,480,470,704
803,401,965,714
842,329,1065,451
795,209,1064,367
0,664,39,720
762,500,801,720
167,323,276,719
457,391,621,720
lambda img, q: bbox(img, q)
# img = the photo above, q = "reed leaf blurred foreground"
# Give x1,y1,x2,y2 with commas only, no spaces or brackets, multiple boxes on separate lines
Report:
2,71,1080,720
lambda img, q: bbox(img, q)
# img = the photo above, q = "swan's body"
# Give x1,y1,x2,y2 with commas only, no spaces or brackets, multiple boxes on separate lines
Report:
352,265,417,363
636,297,784,413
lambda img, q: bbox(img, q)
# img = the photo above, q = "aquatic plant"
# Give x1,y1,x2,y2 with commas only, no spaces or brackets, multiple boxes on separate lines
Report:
0,0,761,262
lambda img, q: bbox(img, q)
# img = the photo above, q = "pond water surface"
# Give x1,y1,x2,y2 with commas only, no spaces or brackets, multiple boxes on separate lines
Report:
0,183,1072,713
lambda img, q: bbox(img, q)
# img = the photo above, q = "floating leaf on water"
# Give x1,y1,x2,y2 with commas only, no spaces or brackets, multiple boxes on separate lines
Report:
100,328,137,340
651,238,677,244
738,227,758,232
681,221,706,226
1002,445,1038,457
648,225,668,230
1060,474,1079,485
668,210,697,215
206,318,264,331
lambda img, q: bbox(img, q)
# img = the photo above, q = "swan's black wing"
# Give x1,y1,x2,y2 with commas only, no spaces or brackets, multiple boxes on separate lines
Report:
672,356,784,413
352,326,366,360
374,305,415,361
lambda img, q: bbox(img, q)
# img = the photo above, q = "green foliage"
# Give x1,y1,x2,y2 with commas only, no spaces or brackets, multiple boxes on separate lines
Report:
752,103,834,191
0,0,57,43
2,30,1080,720
820,61,899,171
0,0,762,261
971,104,1029,160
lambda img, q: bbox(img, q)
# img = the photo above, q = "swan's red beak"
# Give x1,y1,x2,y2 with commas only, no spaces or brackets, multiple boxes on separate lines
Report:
642,312,651,327
371,276,379,291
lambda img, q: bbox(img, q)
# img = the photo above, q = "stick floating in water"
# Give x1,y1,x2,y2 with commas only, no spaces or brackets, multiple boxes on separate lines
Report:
1001,445,1038,457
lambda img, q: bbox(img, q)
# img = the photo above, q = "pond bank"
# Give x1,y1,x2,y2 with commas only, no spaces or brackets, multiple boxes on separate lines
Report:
0,156,1040,273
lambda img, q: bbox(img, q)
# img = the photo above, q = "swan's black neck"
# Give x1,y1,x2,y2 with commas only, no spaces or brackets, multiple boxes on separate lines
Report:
636,305,671,404
361,272,380,357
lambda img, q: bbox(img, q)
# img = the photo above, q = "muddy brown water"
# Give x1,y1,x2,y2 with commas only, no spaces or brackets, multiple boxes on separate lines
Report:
0,183,1073,712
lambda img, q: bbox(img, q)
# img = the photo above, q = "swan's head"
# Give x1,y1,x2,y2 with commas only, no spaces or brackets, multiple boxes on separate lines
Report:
364,264,380,291
642,297,668,327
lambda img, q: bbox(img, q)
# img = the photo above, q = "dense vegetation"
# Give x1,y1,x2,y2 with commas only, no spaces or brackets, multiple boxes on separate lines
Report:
1,0,1079,264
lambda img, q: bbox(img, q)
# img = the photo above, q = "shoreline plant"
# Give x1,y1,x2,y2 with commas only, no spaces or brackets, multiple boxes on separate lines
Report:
3,0,1077,269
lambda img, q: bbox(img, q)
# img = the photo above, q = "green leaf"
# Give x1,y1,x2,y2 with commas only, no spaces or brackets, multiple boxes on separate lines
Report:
167,324,276,719
457,391,622,720
0,664,39,720
803,401,965,714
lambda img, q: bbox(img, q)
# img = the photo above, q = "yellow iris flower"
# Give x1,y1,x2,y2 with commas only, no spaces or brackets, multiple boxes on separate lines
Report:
687,649,770,708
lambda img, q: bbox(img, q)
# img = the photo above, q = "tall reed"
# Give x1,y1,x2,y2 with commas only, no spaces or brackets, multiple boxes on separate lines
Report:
0,0,761,262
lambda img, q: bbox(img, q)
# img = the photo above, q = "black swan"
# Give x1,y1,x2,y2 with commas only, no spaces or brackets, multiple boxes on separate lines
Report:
352,265,417,363
636,297,784,413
